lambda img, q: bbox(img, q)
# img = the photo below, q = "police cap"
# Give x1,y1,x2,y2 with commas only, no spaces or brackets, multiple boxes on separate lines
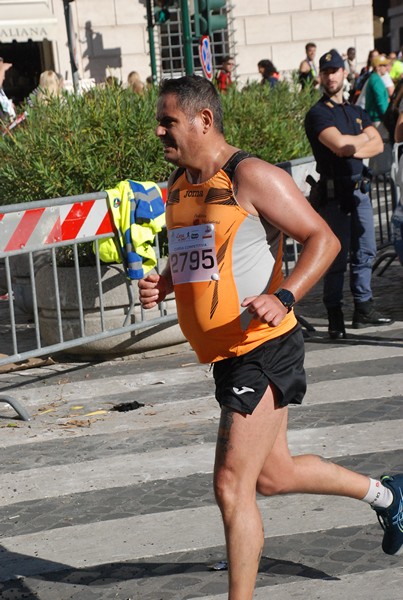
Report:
319,49,344,72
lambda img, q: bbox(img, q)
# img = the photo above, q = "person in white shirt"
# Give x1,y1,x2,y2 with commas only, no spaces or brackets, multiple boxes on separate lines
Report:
344,47,358,93
0,57,16,123
382,56,395,98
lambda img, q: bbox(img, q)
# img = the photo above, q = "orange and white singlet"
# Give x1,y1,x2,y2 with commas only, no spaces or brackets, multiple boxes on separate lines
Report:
166,151,297,363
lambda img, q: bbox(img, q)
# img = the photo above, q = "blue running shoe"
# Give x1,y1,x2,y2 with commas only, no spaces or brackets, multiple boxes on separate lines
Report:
374,474,403,555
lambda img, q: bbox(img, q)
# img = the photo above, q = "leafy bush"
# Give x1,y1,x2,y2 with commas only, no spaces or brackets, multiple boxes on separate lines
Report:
222,80,317,163
0,85,169,204
0,80,318,205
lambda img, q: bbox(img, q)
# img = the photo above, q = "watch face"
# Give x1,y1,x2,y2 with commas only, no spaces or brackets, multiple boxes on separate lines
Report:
275,289,295,307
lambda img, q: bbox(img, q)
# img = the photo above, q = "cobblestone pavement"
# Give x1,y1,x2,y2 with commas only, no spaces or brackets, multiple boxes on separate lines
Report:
297,256,403,331
0,260,402,599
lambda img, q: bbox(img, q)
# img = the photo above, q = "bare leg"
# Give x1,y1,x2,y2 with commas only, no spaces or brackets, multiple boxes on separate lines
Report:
213,385,287,600
214,385,371,600
256,408,370,499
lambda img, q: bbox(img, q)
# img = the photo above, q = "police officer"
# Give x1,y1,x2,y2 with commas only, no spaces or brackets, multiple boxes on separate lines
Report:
305,49,393,339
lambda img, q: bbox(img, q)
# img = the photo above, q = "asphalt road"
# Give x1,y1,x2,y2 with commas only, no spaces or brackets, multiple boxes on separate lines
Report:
0,259,402,599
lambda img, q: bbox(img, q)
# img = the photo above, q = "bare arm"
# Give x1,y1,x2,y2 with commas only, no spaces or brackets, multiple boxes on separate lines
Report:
318,125,383,158
353,126,384,158
235,160,340,326
395,112,403,143
299,59,310,74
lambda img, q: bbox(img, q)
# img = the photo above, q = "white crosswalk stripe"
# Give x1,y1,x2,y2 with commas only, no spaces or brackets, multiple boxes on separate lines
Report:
0,496,373,576
0,336,402,599
1,419,403,506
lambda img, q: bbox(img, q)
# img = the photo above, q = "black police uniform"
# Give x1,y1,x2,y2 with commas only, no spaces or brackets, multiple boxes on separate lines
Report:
304,93,390,334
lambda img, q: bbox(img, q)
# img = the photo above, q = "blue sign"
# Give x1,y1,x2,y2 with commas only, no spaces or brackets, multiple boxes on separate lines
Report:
199,36,213,81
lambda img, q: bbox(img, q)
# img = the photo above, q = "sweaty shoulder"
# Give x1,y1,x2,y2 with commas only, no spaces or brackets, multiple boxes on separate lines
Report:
233,156,285,190
233,156,297,216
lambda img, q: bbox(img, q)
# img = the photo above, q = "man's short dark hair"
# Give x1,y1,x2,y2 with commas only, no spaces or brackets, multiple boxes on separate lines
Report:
305,42,317,52
159,75,224,134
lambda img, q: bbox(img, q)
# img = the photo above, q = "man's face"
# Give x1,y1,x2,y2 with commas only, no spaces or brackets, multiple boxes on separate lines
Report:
307,46,316,61
155,93,202,167
320,67,345,96
376,63,388,76
223,59,235,73
369,50,379,65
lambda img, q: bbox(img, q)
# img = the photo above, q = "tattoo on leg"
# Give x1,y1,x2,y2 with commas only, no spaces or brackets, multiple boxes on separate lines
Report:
216,408,234,456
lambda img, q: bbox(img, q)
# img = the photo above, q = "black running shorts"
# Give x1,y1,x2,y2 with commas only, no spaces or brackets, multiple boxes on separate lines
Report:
212,325,306,415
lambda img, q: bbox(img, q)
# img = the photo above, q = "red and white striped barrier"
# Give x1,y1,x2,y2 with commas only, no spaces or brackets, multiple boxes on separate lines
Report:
0,196,113,255
0,184,169,256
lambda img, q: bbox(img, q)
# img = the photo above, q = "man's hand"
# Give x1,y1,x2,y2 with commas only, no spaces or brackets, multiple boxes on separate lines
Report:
138,273,170,309
241,294,288,327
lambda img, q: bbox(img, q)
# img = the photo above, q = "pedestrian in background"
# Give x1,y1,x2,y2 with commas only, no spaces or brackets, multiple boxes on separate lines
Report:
354,48,379,106
388,51,403,83
36,70,63,103
0,57,16,123
215,55,235,92
379,55,395,98
305,49,393,339
104,75,121,88
146,75,155,89
365,54,393,174
257,59,279,88
127,71,145,95
344,46,358,100
298,42,319,89
140,74,403,600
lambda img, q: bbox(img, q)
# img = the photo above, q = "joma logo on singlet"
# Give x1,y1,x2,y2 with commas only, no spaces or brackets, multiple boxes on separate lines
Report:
184,190,203,198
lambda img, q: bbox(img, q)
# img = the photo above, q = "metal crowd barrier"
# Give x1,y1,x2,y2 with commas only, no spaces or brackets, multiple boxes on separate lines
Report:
0,186,173,420
280,158,399,275
370,173,399,275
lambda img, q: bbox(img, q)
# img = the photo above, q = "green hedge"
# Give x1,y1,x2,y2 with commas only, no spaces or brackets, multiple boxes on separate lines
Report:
0,81,318,205
223,81,316,163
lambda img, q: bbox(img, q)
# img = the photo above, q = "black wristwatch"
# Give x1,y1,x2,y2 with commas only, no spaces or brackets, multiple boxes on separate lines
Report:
274,289,295,312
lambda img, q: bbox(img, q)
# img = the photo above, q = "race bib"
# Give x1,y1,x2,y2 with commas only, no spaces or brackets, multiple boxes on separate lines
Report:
168,224,220,285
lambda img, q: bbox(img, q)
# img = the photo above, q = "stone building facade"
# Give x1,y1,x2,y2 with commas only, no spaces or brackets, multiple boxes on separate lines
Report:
0,0,374,99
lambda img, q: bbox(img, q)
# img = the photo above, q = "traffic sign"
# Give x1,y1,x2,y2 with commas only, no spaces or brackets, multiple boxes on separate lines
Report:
199,35,213,81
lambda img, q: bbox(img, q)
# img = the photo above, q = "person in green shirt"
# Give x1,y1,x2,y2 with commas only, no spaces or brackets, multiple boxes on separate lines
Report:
365,55,390,124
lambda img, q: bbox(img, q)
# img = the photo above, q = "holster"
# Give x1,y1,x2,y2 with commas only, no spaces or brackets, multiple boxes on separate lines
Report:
306,169,373,215
306,175,325,211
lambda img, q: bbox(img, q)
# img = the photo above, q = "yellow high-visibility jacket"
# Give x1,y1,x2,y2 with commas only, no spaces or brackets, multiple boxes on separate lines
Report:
99,180,165,279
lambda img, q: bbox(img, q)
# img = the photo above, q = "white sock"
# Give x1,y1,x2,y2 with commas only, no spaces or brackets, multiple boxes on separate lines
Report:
362,478,393,509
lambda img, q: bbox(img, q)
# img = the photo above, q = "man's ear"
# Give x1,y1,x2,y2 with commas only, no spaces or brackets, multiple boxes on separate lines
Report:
200,108,214,132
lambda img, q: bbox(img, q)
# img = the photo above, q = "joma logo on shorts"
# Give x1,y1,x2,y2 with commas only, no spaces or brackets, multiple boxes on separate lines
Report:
184,190,203,198
232,386,255,395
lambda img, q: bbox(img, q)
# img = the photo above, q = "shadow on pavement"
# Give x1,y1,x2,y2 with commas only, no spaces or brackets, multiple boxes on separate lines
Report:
0,546,339,596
